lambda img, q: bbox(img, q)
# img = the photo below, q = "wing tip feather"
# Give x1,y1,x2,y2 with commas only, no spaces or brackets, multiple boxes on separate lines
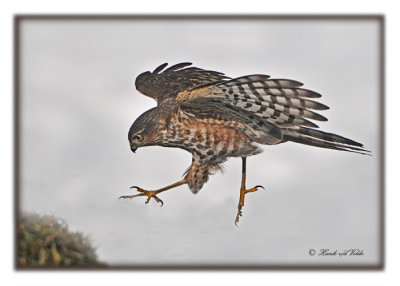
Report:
163,62,193,72
152,63,168,74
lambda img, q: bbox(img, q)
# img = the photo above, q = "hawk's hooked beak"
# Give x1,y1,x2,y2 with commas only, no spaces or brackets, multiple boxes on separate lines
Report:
130,143,138,153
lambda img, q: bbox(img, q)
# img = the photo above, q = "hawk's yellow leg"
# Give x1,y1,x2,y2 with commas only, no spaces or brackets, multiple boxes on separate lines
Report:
119,179,187,206
235,157,264,225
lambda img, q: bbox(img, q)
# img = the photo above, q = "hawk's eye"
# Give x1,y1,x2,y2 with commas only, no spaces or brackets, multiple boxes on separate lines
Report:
134,134,143,141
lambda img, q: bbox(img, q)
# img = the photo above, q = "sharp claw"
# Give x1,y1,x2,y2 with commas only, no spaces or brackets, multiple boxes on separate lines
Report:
255,185,265,190
234,208,242,226
119,195,133,199
152,195,164,207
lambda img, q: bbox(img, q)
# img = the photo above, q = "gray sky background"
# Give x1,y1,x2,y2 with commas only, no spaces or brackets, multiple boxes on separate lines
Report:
19,18,381,266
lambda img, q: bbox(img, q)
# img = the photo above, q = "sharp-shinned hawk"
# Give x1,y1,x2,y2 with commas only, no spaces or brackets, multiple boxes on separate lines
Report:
120,62,368,224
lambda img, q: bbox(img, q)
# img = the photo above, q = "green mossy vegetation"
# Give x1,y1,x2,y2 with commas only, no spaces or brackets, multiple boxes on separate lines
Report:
17,212,106,267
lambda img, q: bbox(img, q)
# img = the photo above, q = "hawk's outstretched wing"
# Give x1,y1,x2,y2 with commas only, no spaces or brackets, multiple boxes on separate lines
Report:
136,63,368,154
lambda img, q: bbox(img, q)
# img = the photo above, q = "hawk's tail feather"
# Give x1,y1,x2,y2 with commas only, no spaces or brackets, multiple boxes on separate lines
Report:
282,127,370,155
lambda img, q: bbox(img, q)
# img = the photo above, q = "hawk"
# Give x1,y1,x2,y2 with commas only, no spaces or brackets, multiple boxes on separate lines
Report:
120,62,368,224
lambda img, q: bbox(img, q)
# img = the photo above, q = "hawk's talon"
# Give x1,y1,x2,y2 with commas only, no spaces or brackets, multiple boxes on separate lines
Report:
245,185,264,194
145,195,164,207
120,187,164,206
235,184,263,225
234,208,243,226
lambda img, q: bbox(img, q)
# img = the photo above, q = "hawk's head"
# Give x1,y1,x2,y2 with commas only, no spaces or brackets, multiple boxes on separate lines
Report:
128,107,163,153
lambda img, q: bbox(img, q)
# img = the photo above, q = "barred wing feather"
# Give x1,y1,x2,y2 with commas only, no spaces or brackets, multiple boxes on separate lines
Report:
177,71,368,154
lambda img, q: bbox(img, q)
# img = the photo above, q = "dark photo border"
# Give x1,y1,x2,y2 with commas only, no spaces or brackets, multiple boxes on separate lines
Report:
13,14,385,271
